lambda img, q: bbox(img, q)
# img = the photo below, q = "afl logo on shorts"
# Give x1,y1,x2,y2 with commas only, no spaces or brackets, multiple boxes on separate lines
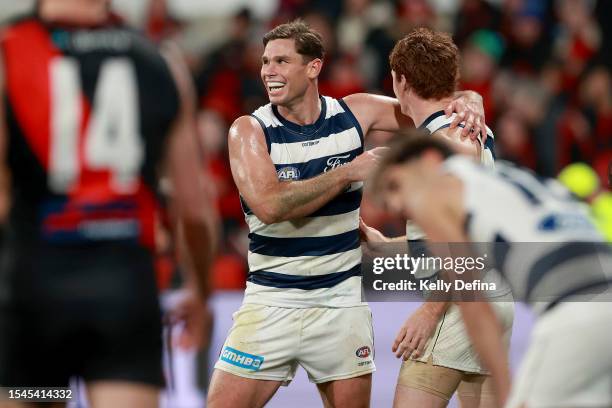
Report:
277,166,300,180
356,346,371,358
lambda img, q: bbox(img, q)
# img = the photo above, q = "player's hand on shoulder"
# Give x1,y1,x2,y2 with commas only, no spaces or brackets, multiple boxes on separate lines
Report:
446,90,488,145
347,147,389,182
392,303,442,360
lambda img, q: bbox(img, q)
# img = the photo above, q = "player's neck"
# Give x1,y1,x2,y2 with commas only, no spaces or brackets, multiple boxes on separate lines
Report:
39,0,110,26
276,89,321,126
407,96,454,128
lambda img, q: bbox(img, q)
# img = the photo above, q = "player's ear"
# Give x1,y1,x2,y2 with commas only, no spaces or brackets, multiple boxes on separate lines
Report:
399,73,407,89
392,71,408,90
307,58,323,79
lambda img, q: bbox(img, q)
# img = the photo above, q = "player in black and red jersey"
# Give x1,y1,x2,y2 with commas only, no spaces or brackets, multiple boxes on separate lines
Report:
0,0,216,406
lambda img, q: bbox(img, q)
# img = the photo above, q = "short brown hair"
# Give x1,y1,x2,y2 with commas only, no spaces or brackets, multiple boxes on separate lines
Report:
389,28,459,100
263,19,325,62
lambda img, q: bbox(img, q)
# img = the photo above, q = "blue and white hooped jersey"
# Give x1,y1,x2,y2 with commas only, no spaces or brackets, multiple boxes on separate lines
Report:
409,112,511,297
242,96,365,308
445,156,612,313
406,110,496,239
419,110,496,169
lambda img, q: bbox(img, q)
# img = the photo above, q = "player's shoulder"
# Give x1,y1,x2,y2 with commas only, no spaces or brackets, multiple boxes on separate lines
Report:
229,115,265,142
342,92,398,120
341,92,381,111
251,102,285,131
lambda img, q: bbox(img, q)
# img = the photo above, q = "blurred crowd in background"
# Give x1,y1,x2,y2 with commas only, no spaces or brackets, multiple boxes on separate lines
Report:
2,0,611,291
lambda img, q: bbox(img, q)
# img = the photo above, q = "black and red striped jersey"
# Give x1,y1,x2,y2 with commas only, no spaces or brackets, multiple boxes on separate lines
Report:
1,16,179,250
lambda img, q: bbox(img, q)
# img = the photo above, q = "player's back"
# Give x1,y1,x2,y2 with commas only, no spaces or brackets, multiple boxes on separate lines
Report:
0,16,179,387
2,16,179,253
445,156,612,313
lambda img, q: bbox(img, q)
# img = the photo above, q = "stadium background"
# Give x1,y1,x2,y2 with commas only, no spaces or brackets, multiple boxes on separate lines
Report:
1,0,610,407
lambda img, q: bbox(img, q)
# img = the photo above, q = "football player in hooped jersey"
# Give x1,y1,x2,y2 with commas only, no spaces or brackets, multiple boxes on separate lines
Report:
0,0,216,407
371,133,612,408
360,28,513,408
208,20,488,408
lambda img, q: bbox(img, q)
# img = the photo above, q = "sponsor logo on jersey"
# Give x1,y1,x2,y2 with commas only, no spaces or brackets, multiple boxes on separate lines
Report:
220,346,264,371
302,140,320,147
355,346,371,359
324,154,351,173
277,166,301,180
538,212,595,232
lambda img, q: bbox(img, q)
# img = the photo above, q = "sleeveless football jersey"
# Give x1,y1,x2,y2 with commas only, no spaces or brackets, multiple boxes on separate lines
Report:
445,156,612,313
242,96,364,307
2,17,179,251
419,110,496,167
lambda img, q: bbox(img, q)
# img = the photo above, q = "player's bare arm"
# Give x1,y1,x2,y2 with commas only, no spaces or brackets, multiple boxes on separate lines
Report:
409,178,511,406
163,46,219,349
229,115,386,224
386,176,465,361
164,45,218,299
342,90,487,141
458,302,511,407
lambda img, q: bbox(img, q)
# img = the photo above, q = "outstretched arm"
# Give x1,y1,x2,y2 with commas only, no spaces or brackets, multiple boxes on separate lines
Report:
343,91,487,142
229,115,386,224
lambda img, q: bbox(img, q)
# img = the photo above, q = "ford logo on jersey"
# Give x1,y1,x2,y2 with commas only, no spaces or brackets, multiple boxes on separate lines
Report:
277,166,300,180
220,346,264,371
355,346,371,358
324,154,351,172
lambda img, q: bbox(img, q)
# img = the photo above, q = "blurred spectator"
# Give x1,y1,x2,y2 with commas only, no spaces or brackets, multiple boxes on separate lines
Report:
499,0,552,74
397,0,436,32
496,111,537,168
146,0,183,43
194,8,262,123
553,0,601,93
460,29,504,119
453,0,502,46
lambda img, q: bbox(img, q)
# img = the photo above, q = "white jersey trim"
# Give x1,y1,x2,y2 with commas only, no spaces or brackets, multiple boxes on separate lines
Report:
247,247,362,275
269,127,361,165
245,208,360,238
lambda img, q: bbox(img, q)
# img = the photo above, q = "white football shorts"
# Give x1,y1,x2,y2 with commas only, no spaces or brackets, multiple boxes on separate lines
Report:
506,300,612,408
214,303,375,384
411,294,515,374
